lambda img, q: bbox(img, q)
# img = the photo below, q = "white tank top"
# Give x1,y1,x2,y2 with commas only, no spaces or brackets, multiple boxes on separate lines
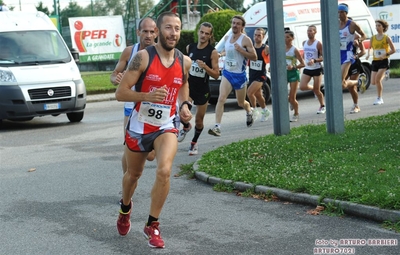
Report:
303,40,321,70
285,46,297,67
224,34,246,74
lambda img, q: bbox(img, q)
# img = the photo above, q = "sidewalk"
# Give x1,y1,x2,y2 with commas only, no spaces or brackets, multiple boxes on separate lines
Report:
87,92,116,103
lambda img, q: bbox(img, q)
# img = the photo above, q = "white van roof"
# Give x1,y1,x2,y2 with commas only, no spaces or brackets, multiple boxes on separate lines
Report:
0,11,55,32
243,0,372,27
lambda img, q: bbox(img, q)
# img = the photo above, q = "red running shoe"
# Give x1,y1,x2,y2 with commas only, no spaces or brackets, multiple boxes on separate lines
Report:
116,202,131,236
143,221,165,248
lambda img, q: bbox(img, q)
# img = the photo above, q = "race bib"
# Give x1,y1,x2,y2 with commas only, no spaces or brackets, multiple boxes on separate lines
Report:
189,62,206,78
250,60,263,71
340,40,347,50
286,59,293,66
374,49,386,58
137,102,171,126
225,59,237,71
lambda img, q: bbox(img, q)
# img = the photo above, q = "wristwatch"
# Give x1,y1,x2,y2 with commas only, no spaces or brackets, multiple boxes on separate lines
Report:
180,101,192,111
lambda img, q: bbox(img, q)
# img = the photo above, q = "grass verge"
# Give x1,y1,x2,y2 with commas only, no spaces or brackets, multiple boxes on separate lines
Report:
81,71,116,95
197,110,400,211
80,67,400,95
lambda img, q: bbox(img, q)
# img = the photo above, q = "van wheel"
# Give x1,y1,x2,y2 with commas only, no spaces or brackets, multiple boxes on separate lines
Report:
360,64,371,90
262,82,271,104
67,112,84,122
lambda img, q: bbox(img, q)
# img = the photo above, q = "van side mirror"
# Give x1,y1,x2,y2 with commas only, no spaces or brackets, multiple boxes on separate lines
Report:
70,48,80,63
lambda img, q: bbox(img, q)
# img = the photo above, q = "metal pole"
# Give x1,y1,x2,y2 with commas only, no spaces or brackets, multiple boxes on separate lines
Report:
320,0,344,134
135,0,140,44
91,0,94,16
266,0,290,135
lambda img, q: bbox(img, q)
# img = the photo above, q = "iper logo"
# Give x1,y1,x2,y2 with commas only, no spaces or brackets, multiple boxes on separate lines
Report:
73,20,108,52
114,34,123,47
379,11,392,21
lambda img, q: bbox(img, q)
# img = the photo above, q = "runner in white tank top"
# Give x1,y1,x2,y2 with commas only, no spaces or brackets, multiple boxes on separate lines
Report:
299,25,325,115
338,3,367,94
208,15,257,137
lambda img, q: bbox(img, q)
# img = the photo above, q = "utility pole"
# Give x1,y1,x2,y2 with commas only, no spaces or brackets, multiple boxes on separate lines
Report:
135,0,140,43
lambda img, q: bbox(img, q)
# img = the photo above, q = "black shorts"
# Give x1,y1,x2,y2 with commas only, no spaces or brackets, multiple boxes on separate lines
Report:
189,85,211,105
302,68,323,77
248,75,266,85
347,58,363,77
125,128,178,152
371,59,389,72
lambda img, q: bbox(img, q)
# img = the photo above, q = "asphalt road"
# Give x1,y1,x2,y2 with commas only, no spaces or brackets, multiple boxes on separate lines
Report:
0,79,399,254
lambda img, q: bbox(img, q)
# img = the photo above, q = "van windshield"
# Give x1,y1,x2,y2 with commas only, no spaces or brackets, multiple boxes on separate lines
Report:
0,30,71,66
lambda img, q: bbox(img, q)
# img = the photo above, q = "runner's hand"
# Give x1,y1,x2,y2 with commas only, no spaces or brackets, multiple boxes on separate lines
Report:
147,85,168,102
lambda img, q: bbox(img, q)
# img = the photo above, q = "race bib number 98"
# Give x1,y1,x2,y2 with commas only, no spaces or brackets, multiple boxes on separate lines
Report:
137,102,171,126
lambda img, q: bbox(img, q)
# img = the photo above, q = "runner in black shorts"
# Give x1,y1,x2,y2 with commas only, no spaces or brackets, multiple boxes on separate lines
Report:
177,22,220,155
346,27,366,114
247,28,272,122
299,25,325,115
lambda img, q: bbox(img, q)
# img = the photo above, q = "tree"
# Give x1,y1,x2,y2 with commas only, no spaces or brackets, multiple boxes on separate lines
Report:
194,9,242,44
36,1,51,16
82,0,125,16
125,0,155,17
59,2,89,27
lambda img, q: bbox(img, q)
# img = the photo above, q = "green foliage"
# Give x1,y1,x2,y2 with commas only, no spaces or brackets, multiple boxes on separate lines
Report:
194,9,242,45
81,72,116,94
320,202,345,217
176,30,195,54
177,163,195,179
382,220,400,233
213,183,235,192
36,2,51,16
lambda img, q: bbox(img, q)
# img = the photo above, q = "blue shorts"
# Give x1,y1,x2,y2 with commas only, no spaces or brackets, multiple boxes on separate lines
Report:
124,102,134,117
222,69,247,90
340,50,355,65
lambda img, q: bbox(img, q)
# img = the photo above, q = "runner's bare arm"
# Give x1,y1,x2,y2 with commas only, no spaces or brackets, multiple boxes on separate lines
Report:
110,46,132,85
294,48,305,69
316,41,323,62
206,49,220,80
115,50,167,103
236,36,257,61
178,56,193,123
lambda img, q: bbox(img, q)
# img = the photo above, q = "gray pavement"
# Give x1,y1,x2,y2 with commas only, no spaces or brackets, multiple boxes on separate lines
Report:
85,85,400,225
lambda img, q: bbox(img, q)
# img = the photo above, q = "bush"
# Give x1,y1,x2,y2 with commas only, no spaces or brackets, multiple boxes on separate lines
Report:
194,9,242,46
176,30,195,54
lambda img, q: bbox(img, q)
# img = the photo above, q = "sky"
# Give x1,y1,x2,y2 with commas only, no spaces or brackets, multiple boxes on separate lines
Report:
6,0,254,12
5,0,92,12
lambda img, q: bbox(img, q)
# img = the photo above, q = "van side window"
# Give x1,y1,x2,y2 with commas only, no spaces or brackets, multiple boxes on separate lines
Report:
354,19,373,39
293,24,322,50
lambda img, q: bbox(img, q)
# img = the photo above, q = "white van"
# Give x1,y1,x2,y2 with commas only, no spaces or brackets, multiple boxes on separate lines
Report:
209,0,376,104
0,11,86,124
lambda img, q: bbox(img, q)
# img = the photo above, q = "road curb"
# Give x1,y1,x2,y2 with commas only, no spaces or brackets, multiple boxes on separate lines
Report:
193,160,400,223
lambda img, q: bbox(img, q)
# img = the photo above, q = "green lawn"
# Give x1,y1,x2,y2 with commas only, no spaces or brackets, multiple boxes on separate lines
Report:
81,71,116,94
198,110,400,211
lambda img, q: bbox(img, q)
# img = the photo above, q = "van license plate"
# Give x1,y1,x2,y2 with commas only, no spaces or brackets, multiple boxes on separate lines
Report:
44,103,60,110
